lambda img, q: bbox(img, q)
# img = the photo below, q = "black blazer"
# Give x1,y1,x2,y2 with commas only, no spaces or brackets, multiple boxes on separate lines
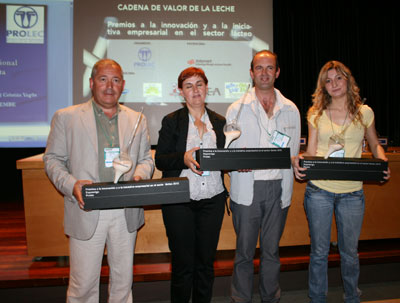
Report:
155,106,226,179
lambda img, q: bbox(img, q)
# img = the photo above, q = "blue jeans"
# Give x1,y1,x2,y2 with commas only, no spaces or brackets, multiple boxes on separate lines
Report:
304,182,365,303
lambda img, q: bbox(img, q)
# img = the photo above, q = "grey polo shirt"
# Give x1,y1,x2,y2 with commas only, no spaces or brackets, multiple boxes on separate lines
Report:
92,100,120,182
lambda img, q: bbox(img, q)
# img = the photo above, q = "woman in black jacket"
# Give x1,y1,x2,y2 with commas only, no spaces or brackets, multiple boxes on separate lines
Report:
155,67,227,303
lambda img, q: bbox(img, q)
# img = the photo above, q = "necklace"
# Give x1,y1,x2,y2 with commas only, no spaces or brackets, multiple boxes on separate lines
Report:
328,107,349,143
93,104,118,148
189,111,207,139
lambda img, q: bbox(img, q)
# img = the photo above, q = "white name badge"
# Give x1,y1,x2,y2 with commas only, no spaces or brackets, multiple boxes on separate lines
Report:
271,130,291,148
196,170,210,177
104,147,120,168
330,149,345,158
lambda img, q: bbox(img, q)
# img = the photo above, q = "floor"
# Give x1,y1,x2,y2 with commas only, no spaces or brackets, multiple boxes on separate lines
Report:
1,262,400,302
1,201,400,302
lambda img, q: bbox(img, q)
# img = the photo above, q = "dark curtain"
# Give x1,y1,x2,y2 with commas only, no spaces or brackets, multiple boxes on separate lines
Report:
273,0,399,146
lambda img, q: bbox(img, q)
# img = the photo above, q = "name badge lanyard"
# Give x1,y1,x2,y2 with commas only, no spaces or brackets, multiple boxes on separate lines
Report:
329,98,366,140
261,109,281,141
94,110,120,168
94,110,118,148
260,109,291,148
189,112,210,176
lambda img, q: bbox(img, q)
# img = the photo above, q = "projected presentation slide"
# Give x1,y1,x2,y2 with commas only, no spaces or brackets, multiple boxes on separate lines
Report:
109,40,252,104
0,4,47,145
74,0,273,144
0,0,72,148
0,4,47,123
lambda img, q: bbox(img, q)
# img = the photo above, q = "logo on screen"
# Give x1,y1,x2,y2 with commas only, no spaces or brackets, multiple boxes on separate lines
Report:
14,6,38,29
169,83,180,97
6,5,45,44
225,82,251,99
138,48,152,61
207,87,221,97
143,83,162,97
134,47,154,69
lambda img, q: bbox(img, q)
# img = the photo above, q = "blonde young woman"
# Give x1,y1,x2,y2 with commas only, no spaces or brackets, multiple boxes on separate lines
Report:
292,61,390,303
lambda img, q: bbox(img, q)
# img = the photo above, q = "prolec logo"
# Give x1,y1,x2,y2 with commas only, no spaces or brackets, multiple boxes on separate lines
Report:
6,5,45,44
134,47,154,69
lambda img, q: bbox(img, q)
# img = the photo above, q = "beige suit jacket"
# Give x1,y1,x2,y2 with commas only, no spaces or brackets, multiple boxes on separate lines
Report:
43,100,154,240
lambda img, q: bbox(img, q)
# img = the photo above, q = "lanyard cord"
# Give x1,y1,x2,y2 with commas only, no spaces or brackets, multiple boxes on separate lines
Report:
258,103,281,137
328,107,349,138
189,111,207,140
93,107,117,148
328,99,366,138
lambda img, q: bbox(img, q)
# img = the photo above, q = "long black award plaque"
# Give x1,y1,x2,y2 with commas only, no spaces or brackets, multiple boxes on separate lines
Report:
299,156,388,181
196,148,291,171
82,177,190,210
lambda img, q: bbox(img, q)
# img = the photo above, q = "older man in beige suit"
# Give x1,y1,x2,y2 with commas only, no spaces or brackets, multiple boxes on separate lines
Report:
43,59,154,303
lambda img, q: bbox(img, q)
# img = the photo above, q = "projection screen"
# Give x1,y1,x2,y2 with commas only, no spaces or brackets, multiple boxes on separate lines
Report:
73,0,273,145
0,0,272,147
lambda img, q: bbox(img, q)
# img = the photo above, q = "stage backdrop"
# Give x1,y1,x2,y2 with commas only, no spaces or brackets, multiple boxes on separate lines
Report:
273,0,399,146
1,0,398,147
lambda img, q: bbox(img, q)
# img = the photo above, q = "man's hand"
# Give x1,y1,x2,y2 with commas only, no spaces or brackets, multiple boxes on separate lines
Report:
73,180,93,210
382,161,391,182
133,175,142,181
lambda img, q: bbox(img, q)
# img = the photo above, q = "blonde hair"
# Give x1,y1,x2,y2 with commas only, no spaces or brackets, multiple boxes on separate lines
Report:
308,61,365,127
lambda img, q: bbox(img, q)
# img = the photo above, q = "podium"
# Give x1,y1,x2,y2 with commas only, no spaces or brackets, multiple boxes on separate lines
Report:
16,150,400,256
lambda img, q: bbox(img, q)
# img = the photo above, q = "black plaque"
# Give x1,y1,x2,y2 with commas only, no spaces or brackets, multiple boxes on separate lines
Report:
299,156,388,181
196,148,291,171
82,177,190,210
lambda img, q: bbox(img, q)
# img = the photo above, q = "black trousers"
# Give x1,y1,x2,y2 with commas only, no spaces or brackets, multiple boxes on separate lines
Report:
162,191,226,303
